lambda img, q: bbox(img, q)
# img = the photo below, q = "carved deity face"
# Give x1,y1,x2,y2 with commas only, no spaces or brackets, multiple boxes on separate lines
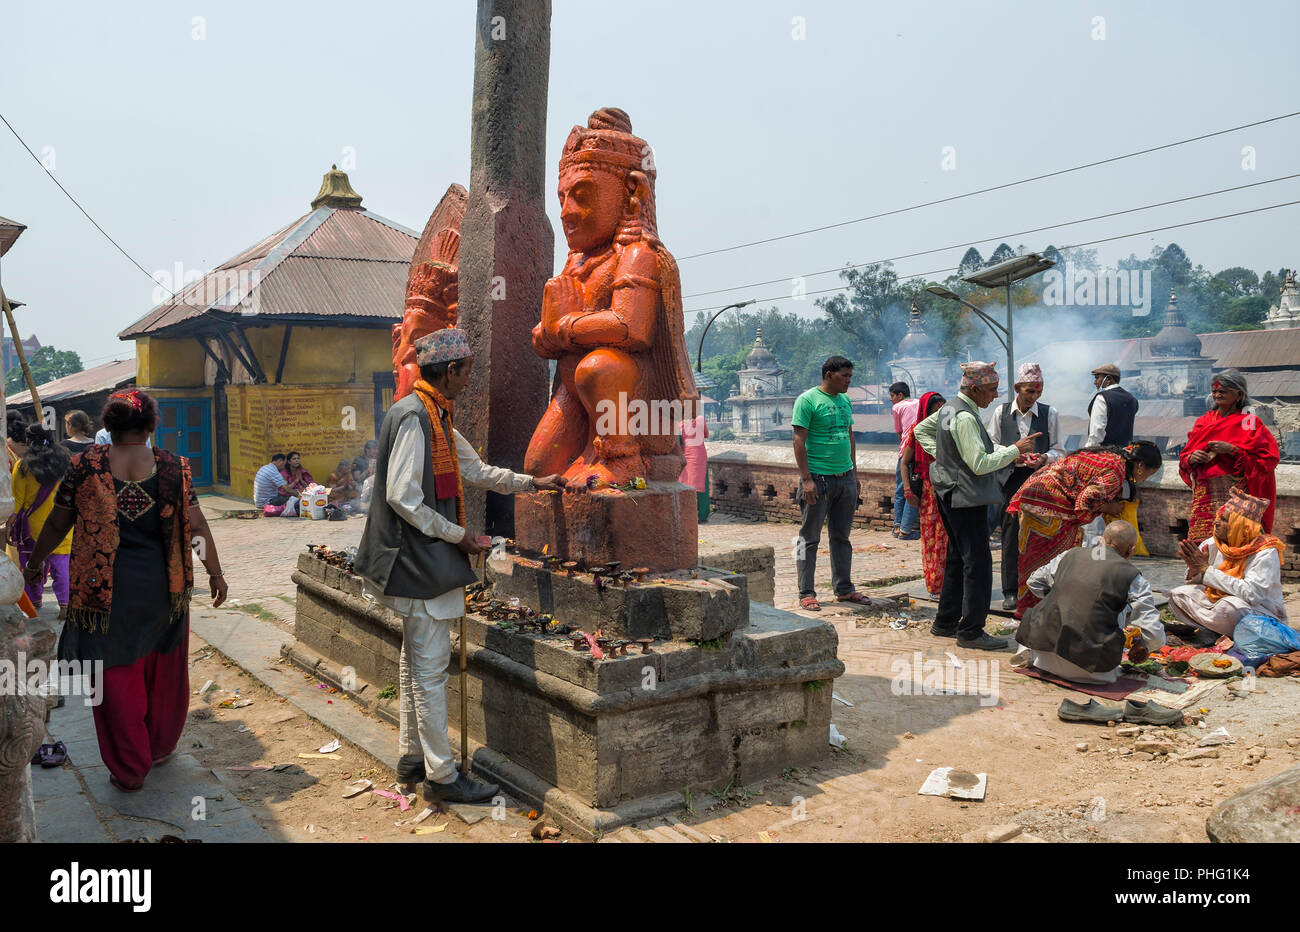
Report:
558,168,627,254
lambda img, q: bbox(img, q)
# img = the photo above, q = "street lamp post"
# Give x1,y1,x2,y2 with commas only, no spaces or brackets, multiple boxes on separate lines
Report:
927,252,1055,394
695,298,757,372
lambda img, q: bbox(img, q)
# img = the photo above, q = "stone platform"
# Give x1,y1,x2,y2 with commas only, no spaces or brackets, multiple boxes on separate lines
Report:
289,550,843,839
514,484,698,573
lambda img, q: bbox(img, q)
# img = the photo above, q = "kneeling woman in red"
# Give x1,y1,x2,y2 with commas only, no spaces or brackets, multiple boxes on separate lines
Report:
1007,441,1163,617
24,390,228,792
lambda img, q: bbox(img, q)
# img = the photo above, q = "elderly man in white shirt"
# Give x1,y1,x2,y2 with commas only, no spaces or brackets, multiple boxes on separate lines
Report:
1170,487,1287,637
986,362,1065,609
352,328,565,804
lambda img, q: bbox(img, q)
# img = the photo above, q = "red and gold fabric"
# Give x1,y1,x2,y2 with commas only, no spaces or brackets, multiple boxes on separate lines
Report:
1007,450,1127,616
412,378,465,526
907,392,947,595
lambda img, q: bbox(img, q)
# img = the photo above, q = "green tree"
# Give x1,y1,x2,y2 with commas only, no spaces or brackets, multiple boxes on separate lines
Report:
5,345,83,395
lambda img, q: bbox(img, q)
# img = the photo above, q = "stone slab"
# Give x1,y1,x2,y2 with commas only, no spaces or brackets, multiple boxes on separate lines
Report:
514,485,698,572
487,554,747,641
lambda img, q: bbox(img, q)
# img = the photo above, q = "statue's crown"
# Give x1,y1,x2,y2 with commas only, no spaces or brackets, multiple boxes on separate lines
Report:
560,108,653,178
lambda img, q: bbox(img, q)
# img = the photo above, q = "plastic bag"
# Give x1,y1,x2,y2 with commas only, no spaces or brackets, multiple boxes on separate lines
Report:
1229,613,1300,667
262,502,285,517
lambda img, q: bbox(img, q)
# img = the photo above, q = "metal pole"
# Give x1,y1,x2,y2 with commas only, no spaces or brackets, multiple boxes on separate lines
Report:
0,284,40,411
1005,282,1015,399
695,299,756,372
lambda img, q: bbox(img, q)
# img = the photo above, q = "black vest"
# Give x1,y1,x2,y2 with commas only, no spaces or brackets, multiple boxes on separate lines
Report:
999,402,1051,454
1088,385,1138,446
352,394,477,600
1016,546,1140,673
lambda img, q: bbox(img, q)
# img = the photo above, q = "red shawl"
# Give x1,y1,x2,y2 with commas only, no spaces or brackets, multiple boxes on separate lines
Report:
59,445,195,633
1178,409,1279,531
908,391,942,482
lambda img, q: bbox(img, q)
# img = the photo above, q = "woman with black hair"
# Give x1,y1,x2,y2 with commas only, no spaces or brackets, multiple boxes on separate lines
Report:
9,424,73,617
6,409,28,469
23,389,228,792
1007,440,1163,618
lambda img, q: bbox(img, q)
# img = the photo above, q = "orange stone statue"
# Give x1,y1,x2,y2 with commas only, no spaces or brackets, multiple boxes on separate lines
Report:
392,184,467,401
524,108,698,486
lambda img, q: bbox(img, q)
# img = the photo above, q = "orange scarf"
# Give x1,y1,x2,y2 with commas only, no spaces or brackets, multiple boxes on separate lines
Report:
412,378,465,527
1206,511,1285,602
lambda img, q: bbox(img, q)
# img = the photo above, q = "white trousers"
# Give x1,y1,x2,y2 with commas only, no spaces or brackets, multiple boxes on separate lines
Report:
1167,584,1247,637
397,604,459,784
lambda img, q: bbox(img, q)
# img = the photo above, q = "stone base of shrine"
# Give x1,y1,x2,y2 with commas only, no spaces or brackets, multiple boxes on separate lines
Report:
288,552,844,840
448,602,842,839
513,484,698,573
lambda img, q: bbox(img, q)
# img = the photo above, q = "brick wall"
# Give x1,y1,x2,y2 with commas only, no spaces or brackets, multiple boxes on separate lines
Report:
708,445,1300,581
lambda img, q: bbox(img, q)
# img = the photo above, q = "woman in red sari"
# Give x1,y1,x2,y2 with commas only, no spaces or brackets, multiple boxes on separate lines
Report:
1179,369,1279,543
901,392,947,597
1007,441,1163,617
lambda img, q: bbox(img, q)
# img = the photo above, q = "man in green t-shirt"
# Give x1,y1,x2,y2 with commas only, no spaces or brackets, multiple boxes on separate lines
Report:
792,356,871,611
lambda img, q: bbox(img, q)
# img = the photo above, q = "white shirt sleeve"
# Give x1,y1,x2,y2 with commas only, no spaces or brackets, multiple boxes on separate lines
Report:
1086,393,1108,447
1026,550,1068,597
385,413,466,545
1123,573,1165,649
985,404,1004,443
1046,405,1065,461
1203,548,1282,608
453,429,535,494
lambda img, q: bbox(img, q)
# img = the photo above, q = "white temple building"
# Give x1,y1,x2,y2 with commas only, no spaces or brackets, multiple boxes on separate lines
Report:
725,327,798,441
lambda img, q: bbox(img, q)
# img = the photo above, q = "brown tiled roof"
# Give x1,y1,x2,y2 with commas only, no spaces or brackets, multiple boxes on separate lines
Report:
118,207,417,339
8,358,136,407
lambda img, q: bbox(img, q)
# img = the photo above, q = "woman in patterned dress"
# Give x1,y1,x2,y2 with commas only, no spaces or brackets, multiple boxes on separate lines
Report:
901,391,947,597
24,390,229,793
1178,369,1279,545
1007,441,1163,617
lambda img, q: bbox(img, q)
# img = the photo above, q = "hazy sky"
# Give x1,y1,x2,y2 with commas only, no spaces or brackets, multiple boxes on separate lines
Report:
3,0,1298,369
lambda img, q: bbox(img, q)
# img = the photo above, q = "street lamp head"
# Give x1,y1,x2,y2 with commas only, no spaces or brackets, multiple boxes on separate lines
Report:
926,284,959,301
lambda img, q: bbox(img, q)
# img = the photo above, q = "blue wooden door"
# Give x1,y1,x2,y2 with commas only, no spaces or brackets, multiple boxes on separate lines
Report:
155,399,212,486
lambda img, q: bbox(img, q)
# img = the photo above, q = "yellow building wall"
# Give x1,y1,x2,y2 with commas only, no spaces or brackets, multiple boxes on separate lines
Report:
224,383,377,500
132,325,392,498
135,336,207,387
245,325,393,386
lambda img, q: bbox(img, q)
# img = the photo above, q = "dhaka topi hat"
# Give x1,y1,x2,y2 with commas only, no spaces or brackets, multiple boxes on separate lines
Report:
414,328,471,367
959,361,999,391
1220,486,1268,524
1015,362,1043,386
1092,363,1122,380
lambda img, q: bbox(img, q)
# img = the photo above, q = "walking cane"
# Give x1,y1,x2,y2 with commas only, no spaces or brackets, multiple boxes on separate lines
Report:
461,549,485,776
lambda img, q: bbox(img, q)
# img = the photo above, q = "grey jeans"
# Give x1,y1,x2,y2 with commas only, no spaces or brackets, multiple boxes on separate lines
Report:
797,472,858,599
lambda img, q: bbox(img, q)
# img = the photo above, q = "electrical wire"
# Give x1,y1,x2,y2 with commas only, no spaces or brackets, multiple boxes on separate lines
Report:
683,173,1300,300
677,110,1300,261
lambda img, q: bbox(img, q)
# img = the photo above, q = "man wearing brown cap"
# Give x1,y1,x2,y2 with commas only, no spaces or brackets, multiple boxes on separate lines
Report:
1086,363,1138,448
354,328,566,804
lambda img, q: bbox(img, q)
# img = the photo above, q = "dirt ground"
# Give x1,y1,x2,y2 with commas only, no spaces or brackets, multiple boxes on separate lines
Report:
195,506,1300,843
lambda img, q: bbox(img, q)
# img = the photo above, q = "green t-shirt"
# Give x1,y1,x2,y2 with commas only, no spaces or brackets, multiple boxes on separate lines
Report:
792,387,854,475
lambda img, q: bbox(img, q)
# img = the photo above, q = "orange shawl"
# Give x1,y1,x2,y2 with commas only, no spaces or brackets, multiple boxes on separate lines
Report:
1206,511,1285,603
411,379,464,527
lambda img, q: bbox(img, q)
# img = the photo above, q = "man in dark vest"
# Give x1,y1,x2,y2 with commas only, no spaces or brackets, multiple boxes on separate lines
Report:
1086,363,1138,447
986,362,1065,609
1016,521,1179,724
353,328,565,803
912,361,1041,649
1085,362,1140,544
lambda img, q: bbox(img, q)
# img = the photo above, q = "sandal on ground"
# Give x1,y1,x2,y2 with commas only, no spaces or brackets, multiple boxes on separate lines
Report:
799,596,821,612
152,751,177,766
109,774,144,793
835,592,873,605
32,742,67,768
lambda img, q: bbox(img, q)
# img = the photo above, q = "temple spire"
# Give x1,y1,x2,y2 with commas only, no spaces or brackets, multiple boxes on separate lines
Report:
311,165,363,210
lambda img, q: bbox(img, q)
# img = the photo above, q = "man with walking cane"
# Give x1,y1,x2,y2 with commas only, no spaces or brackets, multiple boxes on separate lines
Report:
354,328,566,803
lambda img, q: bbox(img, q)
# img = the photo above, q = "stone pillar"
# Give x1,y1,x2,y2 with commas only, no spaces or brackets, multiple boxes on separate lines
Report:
457,0,554,537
